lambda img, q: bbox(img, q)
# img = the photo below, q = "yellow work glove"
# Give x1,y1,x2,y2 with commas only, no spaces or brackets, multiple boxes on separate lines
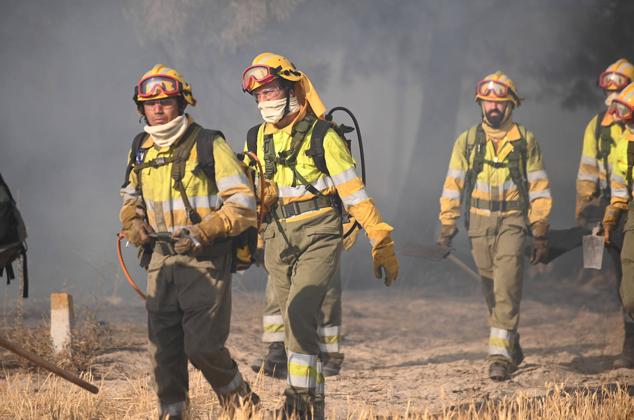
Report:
257,178,278,217
530,221,549,265
602,205,623,245
371,234,399,287
125,219,154,247
437,224,458,249
342,217,360,251
172,216,227,255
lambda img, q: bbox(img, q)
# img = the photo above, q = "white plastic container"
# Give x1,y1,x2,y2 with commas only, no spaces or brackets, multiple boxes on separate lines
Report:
583,227,605,270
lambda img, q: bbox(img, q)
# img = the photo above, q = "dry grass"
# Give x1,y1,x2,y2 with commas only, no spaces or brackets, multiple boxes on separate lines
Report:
0,307,112,375
0,367,631,420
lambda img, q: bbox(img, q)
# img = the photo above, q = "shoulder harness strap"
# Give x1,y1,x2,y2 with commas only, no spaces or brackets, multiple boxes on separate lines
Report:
463,124,487,229
122,132,148,188
627,141,634,195
306,119,337,175
507,125,530,224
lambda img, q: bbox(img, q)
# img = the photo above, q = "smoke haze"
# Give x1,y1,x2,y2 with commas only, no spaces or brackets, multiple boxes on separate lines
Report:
1,0,632,300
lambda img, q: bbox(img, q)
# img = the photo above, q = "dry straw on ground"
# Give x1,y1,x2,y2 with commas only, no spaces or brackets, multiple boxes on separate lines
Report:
0,368,631,419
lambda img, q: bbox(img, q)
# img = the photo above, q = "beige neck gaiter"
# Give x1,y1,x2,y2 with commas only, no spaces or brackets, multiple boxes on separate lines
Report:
482,118,513,141
144,114,189,148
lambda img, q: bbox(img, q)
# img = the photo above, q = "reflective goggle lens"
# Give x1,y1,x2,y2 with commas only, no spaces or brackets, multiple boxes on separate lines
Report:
600,72,630,90
138,76,180,97
478,80,509,97
612,101,633,120
242,65,276,91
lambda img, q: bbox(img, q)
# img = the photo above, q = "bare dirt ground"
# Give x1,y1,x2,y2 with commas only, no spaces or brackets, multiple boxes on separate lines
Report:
2,261,634,418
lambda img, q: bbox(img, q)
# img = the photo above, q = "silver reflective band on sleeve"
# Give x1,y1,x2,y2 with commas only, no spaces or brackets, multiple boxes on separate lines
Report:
214,371,244,395
441,188,461,200
341,188,369,208
613,174,626,185
225,192,257,210
577,173,599,182
331,168,358,186
527,170,548,182
287,351,323,391
529,189,551,200
120,184,141,202
446,168,466,180
580,155,598,166
318,325,340,353
488,327,512,359
278,176,335,197
216,173,250,192
158,195,219,212
613,188,629,198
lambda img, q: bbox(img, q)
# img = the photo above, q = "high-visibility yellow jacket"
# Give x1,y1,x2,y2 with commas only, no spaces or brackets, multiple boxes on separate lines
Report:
245,108,392,247
120,118,256,236
608,128,634,210
576,112,624,200
439,122,552,228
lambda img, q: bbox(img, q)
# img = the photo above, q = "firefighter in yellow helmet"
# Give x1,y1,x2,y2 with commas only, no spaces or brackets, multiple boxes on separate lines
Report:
120,64,259,418
438,71,552,381
577,59,634,242
242,52,398,418
602,82,634,369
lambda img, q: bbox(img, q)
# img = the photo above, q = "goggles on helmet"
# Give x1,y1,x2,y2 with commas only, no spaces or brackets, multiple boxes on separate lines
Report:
609,99,634,122
137,75,182,99
598,71,631,91
242,65,281,93
476,79,514,99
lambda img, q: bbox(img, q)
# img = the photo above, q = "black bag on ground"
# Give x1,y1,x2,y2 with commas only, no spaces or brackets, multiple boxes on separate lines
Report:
0,173,28,297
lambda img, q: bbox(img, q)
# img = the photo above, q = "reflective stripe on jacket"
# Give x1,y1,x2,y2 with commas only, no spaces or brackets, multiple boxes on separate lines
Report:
120,120,256,235
576,113,624,200
439,122,552,227
609,129,634,210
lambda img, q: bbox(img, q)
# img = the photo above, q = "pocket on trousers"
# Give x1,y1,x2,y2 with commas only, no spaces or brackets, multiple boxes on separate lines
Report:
303,224,342,238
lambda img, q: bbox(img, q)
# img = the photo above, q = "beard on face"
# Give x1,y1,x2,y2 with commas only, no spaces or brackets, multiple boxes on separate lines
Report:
486,109,505,128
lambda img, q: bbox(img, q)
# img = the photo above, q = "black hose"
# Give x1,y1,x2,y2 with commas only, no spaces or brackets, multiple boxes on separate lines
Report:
326,107,366,239
326,107,366,185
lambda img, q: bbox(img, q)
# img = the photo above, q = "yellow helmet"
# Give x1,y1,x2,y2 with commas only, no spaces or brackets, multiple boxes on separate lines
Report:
474,71,520,107
599,58,634,91
609,82,634,122
134,64,196,107
242,52,303,93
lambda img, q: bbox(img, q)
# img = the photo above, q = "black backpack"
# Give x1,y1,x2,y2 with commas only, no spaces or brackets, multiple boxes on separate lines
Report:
0,173,28,298
123,124,258,273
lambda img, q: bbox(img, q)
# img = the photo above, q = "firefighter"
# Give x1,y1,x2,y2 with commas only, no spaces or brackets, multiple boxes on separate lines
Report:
241,52,398,418
602,81,634,369
576,59,634,287
437,71,552,381
120,64,259,418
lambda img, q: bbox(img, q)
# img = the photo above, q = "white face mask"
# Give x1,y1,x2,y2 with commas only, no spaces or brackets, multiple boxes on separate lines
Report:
258,96,300,123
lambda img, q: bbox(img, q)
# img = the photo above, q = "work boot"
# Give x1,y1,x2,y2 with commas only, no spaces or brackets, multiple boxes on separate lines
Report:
321,352,344,377
217,381,260,417
613,322,634,369
488,359,512,381
158,401,187,420
511,333,524,368
250,342,287,379
281,390,324,420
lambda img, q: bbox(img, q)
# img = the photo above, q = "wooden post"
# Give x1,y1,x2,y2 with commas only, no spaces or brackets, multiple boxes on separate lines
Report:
50,292,74,355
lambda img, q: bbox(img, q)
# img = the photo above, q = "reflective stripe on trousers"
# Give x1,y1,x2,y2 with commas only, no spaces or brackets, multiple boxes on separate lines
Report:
262,314,286,342
318,325,340,353
287,351,324,395
488,327,513,359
